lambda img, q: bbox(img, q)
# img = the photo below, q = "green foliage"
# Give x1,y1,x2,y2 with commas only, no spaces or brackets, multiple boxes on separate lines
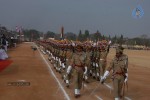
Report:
23,29,40,41
78,30,83,41
45,31,55,39
84,30,90,40
93,30,102,41
65,32,76,40
117,34,124,45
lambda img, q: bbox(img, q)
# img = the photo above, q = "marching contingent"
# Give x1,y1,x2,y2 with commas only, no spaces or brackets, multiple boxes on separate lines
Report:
36,38,128,100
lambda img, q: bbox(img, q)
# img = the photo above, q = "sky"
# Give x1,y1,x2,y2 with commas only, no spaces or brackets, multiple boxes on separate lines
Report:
0,0,150,38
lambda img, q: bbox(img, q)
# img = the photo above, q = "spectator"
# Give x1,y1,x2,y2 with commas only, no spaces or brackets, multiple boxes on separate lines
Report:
1,34,8,51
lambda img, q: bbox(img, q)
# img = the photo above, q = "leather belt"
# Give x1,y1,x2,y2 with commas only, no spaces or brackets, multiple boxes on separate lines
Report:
75,64,83,67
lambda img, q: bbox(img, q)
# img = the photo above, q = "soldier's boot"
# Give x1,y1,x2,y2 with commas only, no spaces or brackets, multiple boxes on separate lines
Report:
62,74,65,80
100,76,103,82
51,58,54,64
65,80,70,88
56,67,58,72
65,66,72,87
92,73,96,79
96,73,100,81
62,63,66,71
58,68,61,73
48,57,51,61
84,76,89,83
51,56,54,63
64,74,70,88
58,63,62,73
89,70,92,76
53,63,56,69
56,64,59,72
115,98,119,100
74,89,80,98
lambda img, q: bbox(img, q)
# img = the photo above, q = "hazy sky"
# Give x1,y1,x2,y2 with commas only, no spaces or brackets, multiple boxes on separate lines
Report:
0,0,150,37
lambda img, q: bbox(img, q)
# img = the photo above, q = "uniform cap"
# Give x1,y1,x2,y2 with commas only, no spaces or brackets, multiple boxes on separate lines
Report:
116,45,124,53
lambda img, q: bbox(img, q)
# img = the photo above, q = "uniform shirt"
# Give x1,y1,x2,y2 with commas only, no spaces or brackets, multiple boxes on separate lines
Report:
66,50,74,66
60,49,63,57
71,52,86,67
100,50,108,60
107,54,128,78
85,50,91,64
84,50,92,67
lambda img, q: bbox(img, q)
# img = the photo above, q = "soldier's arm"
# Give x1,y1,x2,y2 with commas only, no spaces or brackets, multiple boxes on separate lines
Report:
101,59,114,84
124,55,128,82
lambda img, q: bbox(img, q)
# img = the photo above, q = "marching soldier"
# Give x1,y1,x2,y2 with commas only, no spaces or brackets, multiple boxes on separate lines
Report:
83,43,92,83
99,40,110,80
70,43,86,98
101,45,128,100
95,43,101,81
64,41,75,87
90,43,97,79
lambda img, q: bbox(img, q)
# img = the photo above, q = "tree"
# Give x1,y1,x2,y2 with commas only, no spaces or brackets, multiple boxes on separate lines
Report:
65,32,76,40
108,35,111,40
140,34,149,46
78,30,83,41
84,30,90,40
93,30,101,41
112,35,117,44
45,31,55,39
118,34,124,45
23,29,40,41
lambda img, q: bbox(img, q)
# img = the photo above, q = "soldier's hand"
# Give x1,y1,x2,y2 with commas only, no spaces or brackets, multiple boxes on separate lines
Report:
124,73,128,83
124,78,128,83
100,71,109,84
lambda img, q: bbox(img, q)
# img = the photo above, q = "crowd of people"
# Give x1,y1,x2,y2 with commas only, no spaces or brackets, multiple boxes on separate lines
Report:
0,34,8,60
36,38,128,100
0,28,18,60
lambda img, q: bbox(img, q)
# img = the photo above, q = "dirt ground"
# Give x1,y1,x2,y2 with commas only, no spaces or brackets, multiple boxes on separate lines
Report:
0,42,150,100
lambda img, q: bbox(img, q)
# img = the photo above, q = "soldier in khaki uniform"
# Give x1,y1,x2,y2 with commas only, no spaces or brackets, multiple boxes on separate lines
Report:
99,42,110,80
83,44,92,83
101,46,128,100
70,44,86,98
63,42,75,87
95,44,100,81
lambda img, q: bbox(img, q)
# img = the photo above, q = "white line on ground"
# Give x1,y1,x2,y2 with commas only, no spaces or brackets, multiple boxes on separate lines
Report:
95,95,103,100
125,96,132,100
104,83,113,90
84,84,103,100
37,45,70,100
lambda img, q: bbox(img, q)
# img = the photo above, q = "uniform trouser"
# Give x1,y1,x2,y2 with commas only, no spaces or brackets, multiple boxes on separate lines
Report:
89,62,93,75
95,62,100,79
84,63,90,80
57,60,62,72
100,60,106,76
65,73,70,80
74,69,83,89
91,62,96,77
54,57,58,69
113,76,124,98
63,62,71,81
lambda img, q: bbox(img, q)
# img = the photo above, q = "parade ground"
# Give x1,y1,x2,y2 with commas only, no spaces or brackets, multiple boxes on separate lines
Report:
0,42,150,100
